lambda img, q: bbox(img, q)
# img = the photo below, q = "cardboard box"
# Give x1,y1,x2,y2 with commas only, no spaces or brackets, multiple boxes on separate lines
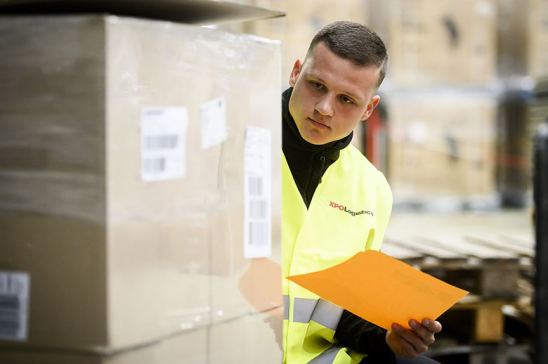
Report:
0,15,281,351
209,310,282,364
0,327,208,364
386,91,497,202
496,0,531,77
369,0,497,86
497,0,548,80
0,310,282,364
528,0,548,80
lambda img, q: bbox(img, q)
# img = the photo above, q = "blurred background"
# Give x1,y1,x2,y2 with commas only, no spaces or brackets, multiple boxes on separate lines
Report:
1,0,547,363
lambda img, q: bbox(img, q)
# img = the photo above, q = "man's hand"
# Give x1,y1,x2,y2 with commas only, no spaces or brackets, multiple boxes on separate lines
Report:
385,319,442,358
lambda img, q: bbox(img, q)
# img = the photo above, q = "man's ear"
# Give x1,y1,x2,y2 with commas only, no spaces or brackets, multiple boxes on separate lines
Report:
361,95,381,121
289,59,302,87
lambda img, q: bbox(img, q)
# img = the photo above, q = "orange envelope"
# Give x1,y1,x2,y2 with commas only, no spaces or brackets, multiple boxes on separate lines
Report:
287,250,468,330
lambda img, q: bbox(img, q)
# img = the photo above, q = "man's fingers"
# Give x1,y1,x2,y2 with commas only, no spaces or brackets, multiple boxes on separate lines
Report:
409,320,430,338
422,319,443,334
389,328,418,358
399,338,419,358
388,319,441,359
392,324,427,355
409,320,436,345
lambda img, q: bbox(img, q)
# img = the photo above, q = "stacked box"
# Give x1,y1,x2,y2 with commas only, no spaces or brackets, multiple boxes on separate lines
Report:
529,0,548,80
496,0,531,77
209,309,282,363
497,0,548,80
0,310,282,363
496,0,548,206
369,0,497,86
0,328,208,364
386,92,497,202
0,14,281,358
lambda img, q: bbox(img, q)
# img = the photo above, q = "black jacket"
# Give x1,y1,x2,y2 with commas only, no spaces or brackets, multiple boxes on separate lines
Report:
282,88,396,363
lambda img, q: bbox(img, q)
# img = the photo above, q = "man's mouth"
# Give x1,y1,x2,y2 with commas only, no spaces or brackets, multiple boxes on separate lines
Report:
307,117,330,129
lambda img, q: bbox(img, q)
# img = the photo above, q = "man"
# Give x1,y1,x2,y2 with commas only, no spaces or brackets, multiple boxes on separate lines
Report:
282,21,442,363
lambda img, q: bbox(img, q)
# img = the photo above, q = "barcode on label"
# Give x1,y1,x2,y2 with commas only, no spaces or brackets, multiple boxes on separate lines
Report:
143,158,166,174
0,296,20,310
249,221,268,246
249,199,267,219
0,296,21,338
243,126,272,258
144,135,178,150
248,177,263,196
0,272,29,341
140,107,188,182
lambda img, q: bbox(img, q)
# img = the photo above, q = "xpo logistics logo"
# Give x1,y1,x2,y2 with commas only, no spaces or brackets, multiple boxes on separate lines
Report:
329,201,374,217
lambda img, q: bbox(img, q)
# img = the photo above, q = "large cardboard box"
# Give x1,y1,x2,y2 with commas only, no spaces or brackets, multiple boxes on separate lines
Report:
0,15,281,352
209,309,282,363
386,92,497,203
497,0,531,77
369,0,497,87
0,310,282,364
0,327,208,364
529,0,548,79
497,0,548,80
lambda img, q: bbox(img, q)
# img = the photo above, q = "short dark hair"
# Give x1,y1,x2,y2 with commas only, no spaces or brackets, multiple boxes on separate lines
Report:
306,21,388,87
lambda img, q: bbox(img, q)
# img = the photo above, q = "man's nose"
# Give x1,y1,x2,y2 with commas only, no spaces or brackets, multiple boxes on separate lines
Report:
315,94,334,117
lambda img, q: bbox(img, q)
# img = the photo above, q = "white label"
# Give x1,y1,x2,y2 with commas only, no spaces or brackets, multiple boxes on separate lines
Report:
141,107,188,182
200,97,227,149
0,272,30,341
243,126,272,258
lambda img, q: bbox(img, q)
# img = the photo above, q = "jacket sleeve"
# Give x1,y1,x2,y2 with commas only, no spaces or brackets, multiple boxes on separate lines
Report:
335,310,396,363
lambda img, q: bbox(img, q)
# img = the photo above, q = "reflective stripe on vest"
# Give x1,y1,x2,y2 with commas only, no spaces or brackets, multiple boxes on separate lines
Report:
311,299,343,331
284,294,290,320
291,298,343,330
293,297,317,323
309,346,342,364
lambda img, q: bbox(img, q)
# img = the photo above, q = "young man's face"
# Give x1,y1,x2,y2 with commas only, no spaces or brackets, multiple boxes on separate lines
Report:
288,42,381,145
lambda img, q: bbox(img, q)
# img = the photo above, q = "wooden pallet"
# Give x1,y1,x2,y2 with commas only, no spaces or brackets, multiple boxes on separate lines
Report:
383,229,531,299
382,212,535,348
438,296,510,343
429,343,532,364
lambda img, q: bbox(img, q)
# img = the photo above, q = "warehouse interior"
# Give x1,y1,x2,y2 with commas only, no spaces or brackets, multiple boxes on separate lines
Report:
0,0,547,363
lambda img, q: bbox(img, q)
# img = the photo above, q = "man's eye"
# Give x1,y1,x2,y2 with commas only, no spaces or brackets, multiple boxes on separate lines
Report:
340,95,355,105
310,81,324,90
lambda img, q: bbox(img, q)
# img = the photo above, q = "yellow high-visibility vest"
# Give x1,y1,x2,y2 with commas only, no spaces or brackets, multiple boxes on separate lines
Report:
282,144,392,364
